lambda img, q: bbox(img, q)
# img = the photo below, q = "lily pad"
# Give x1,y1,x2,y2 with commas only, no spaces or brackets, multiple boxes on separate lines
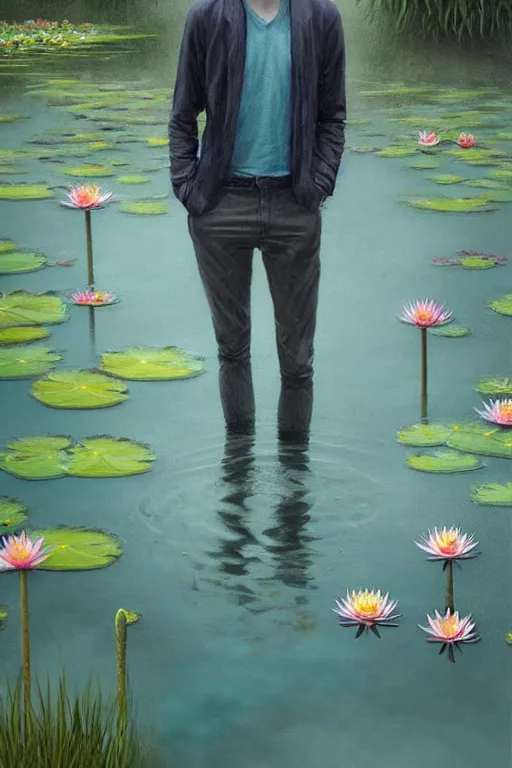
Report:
446,423,512,458
0,240,16,253
488,169,512,183
406,450,483,473
67,437,155,478
428,174,466,185
146,138,168,147
0,292,68,328
402,196,498,213
0,326,50,346
0,436,72,480
119,200,168,215
409,159,442,170
375,146,418,158
445,148,505,164
0,497,29,534
464,179,507,190
0,251,47,274
489,295,512,316
32,369,128,409
471,482,512,506
0,115,25,123
428,325,471,337
0,347,62,379
474,378,512,397
459,257,495,269
30,527,123,571
397,423,454,447
117,175,150,184
99,346,205,380
0,184,54,201
61,164,115,178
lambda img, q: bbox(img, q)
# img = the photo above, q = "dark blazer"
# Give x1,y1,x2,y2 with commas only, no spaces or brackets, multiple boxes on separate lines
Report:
168,0,346,217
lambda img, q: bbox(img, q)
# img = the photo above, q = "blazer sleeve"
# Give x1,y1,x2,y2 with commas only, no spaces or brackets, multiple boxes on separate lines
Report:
168,5,206,196
313,8,347,196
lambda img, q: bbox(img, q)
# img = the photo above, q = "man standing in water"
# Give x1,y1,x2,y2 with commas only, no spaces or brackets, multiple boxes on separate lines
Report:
169,0,346,441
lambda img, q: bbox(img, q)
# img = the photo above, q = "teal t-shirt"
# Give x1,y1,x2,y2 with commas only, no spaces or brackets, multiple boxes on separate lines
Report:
230,0,291,177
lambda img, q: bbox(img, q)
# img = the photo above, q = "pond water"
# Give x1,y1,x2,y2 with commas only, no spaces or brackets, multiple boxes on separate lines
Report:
0,5,512,767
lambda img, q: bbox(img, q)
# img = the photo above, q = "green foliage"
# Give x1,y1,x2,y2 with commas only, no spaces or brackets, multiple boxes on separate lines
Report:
0,327,50,346
119,200,168,215
474,377,512,397
361,0,512,40
489,294,512,316
406,449,484,473
428,325,471,337
32,527,123,571
32,370,128,409
402,196,498,213
0,184,53,201
0,677,140,767
0,497,28,535
446,422,512,458
428,174,466,185
0,347,61,379
0,292,68,328
397,423,455,447
471,482,512,506
99,346,205,380
0,252,47,275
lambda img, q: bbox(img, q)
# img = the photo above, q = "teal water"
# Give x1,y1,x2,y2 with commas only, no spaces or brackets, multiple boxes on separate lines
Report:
1,7,512,767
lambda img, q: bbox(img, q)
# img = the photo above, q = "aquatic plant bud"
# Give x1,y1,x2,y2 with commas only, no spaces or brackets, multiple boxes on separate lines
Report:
456,132,475,148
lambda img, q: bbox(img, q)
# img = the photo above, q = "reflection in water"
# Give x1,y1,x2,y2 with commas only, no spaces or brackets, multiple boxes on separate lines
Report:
88,306,96,349
208,433,315,605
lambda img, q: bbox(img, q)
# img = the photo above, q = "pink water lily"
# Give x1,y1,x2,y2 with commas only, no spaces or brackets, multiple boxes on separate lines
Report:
418,131,440,147
61,184,114,210
457,133,475,149
475,399,512,426
0,532,51,570
416,527,478,565
419,608,479,662
333,589,401,638
400,299,452,328
72,290,117,306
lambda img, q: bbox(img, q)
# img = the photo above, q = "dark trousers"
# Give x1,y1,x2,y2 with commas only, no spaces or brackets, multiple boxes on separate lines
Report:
187,176,321,440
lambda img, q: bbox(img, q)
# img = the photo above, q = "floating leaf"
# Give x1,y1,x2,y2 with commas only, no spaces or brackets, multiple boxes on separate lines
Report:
146,138,168,147
0,292,68,328
428,325,471,337
117,175,150,184
428,174,466,185
0,240,16,253
31,527,123,571
99,346,205,380
0,251,47,274
119,608,142,625
409,159,442,170
0,436,71,480
0,115,25,123
474,377,512,397
61,164,115,178
0,605,8,629
459,257,495,269
397,423,454,447
463,179,507,190
444,148,505,164
488,169,512,183
0,497,28,534
119,200,168,215
0,326,49,346
375,146,417,158
32,370,128,409
0,346,61,379
446,422,512,458
489,295,512,316
0,184,53,201
471,482,512,506
402,196,498,213
67,437,155,478
406,450,483,473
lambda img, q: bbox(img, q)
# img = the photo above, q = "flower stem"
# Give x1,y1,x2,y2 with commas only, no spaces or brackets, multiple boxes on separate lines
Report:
445,559,454,613
420,328,428,421
85,209,94,287
19,570,31,736
115,609,128,731
88,305,96,349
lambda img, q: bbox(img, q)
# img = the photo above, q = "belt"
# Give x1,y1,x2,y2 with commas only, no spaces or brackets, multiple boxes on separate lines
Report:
224,175,292,189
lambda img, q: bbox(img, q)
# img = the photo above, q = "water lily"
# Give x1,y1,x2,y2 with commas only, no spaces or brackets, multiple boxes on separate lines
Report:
61,184,114,210
419,608,479,662
0,531,51,570
72,290,116,306
475,399,512,426
400,299,452,328
457,133,475,149
416,527,479,566
333,589,401,638
418,131,440,147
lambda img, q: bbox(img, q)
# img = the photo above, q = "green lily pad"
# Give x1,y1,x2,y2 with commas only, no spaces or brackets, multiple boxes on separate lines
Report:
484,190,512,203
375,146,418,158
0,605,8,629
117,175,150,184
488,169,512,183
397,423,455,447
428,174,466,185
146,137,168,147
445,148,505,164
0,251,47,274
30,527,123,571
32,370,128,409
406,450,484,473
61,164,115,178
402,196,498,213
0,436,72,480
459,257,495,269
0,292,68,328
489,295,512,316
474,378,512,397
67,437,155,478
446,422,512,458
99,346,205,380
428,325,471,337
0,240,16,253
471,482,512,506
0,184,54,201
0,497,29,534
0,115,25,123
119,200,168,215
463,179,507,190
0,326,50,346
409,159,442,170
0,347,61,379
